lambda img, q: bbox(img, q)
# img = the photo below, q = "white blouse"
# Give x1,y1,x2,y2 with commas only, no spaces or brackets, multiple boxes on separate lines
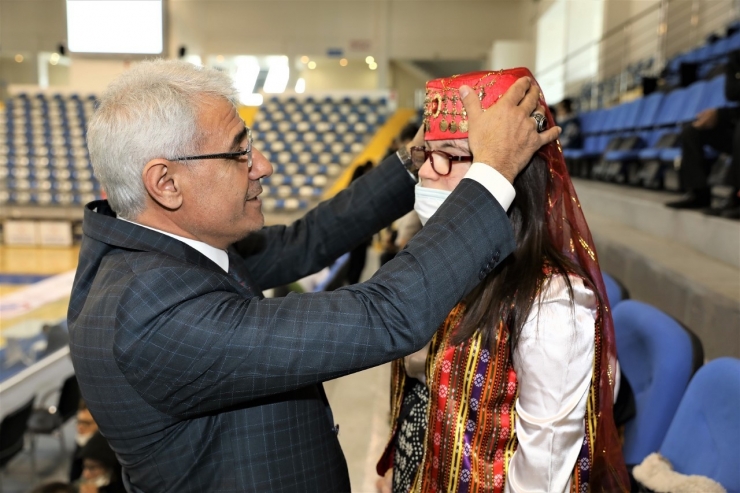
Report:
505,274,596,493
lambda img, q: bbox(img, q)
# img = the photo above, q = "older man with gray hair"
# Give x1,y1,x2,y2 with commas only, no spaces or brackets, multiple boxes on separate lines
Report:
68,59,558,492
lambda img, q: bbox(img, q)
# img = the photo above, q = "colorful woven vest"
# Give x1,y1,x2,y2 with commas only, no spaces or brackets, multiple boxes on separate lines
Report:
379,299,603,492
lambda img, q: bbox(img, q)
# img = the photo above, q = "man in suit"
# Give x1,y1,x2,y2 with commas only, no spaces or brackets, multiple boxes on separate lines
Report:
68,60,559,492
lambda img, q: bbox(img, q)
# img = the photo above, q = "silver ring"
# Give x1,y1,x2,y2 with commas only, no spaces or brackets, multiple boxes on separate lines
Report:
532,113,547,133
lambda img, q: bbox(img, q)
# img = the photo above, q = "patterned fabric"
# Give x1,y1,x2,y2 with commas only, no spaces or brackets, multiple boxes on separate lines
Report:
392,380,429,493
69,154,519,492
381,291,602,493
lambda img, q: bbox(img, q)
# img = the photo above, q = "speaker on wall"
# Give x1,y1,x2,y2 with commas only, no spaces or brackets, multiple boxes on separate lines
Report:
178,46,187,58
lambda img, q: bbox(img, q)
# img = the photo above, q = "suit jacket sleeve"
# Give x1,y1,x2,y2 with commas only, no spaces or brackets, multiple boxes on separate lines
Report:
113,179,516,419
232,153,415,290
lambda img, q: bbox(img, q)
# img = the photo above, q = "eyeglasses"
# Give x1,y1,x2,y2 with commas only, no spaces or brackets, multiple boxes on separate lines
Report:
170,128,253,169
410,146,473,176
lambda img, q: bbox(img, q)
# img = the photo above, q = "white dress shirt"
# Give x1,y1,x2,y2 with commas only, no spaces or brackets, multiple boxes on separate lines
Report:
117,217,230,273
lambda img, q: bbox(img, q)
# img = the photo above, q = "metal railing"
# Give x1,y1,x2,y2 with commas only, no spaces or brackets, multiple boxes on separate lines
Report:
536,0,740,109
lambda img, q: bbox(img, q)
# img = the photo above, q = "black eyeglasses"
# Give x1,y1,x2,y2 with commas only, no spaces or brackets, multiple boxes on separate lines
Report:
170,128,253,169
410,146,473,176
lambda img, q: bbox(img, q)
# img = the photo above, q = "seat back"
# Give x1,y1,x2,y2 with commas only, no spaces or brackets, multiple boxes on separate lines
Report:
653,88,687,127
634,92,665,129
613,301,697,465
0,396,34,467
699,74,729,111
675,79,709,123
602,271,629,307
660,358,740,492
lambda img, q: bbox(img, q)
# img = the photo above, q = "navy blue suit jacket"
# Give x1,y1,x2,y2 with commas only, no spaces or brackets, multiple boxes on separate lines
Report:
68,155,515,492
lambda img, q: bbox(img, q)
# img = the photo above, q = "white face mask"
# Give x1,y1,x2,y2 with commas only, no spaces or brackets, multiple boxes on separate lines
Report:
75,432,95,447
92,473,111,487
414,183,452,226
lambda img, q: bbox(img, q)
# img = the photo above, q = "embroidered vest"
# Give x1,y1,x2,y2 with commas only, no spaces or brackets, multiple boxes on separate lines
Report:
379,289,603,492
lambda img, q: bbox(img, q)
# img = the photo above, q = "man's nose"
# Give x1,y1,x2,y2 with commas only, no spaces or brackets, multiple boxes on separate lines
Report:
250,148,273,179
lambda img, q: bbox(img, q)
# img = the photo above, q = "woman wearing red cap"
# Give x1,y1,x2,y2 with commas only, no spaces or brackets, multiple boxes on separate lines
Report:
377,69,628,493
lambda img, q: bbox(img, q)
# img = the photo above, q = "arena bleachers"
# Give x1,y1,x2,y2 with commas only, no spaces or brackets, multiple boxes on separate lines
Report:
566,72,736,191
254,95,388,213
0,93,101,208
0,93,389,217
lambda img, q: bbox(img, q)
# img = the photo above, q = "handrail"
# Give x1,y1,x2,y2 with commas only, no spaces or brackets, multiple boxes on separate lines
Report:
536,2,662,77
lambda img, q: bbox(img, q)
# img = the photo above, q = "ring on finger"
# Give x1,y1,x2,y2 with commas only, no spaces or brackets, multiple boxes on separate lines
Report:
531,113,547,133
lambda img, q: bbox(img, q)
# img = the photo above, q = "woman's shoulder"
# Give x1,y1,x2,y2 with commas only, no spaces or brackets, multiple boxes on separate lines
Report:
540,269,597,308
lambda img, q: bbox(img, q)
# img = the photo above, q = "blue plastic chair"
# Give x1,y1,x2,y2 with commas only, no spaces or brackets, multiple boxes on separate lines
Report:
601,271,629,307
659,358,740,493
613,301,700,465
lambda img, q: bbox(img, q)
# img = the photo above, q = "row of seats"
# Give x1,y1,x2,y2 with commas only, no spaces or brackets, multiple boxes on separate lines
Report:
1,92,99,207
578,58,655,110
252,95,386,211
602,272,738,491
665,29,740,83
1,91,387,210
564,74,735,190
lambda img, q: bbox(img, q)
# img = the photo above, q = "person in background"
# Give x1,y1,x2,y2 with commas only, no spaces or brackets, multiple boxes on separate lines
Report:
385,123,422,160
75,433,126,493
555,97,582,149
666,49,740,219
346,160,375,284
70,400,98,483
376,69,628,493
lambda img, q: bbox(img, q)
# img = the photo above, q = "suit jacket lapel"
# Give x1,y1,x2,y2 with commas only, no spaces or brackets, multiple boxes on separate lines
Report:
83,200,231,278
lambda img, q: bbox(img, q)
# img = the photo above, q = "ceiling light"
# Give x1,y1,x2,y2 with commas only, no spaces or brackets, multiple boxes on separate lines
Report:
365,56,374,64
369,62,378,70
339,58,348,67
300,56,309,64
263,56,290,94
308,61,317,69
15,54,24,63
295,78,306,94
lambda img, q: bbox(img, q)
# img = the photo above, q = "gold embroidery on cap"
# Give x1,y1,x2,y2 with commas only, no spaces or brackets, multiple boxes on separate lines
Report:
459,120,468,133
449,120,457,133
440,119,448,132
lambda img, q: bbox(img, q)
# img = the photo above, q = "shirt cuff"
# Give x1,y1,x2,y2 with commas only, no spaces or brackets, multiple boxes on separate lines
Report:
463,162,516,211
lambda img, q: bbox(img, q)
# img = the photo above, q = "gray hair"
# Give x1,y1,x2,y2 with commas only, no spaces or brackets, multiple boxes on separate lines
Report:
87,59,239,218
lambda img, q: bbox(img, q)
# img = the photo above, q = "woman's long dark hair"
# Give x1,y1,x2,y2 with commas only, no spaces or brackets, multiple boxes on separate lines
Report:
452,153,596,352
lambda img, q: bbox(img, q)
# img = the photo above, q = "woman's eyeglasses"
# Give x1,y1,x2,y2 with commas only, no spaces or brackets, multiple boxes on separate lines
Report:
410,146,473,176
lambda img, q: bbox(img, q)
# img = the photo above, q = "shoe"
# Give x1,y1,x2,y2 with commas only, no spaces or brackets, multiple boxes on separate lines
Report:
666,190,711,209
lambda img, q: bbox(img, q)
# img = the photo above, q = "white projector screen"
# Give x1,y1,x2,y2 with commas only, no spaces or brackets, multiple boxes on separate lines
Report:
66,0,164,54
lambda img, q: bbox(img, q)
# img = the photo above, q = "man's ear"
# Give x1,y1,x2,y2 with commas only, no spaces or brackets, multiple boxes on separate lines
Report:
142,158,183,211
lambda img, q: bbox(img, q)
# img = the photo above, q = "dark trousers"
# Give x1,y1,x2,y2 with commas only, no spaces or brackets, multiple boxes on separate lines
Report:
346,242,370,285
680,113,740,191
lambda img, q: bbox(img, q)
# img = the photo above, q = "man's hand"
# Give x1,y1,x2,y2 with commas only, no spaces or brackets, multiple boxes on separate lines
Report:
460,78,561,183
693,108,718,130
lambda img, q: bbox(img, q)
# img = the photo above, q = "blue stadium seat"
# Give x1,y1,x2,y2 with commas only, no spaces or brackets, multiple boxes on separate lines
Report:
601,271,629,307
613,301,702,465
658,358,740,492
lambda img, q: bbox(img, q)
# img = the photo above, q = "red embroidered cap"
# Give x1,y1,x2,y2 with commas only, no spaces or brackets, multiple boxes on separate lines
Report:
423,67,547,141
